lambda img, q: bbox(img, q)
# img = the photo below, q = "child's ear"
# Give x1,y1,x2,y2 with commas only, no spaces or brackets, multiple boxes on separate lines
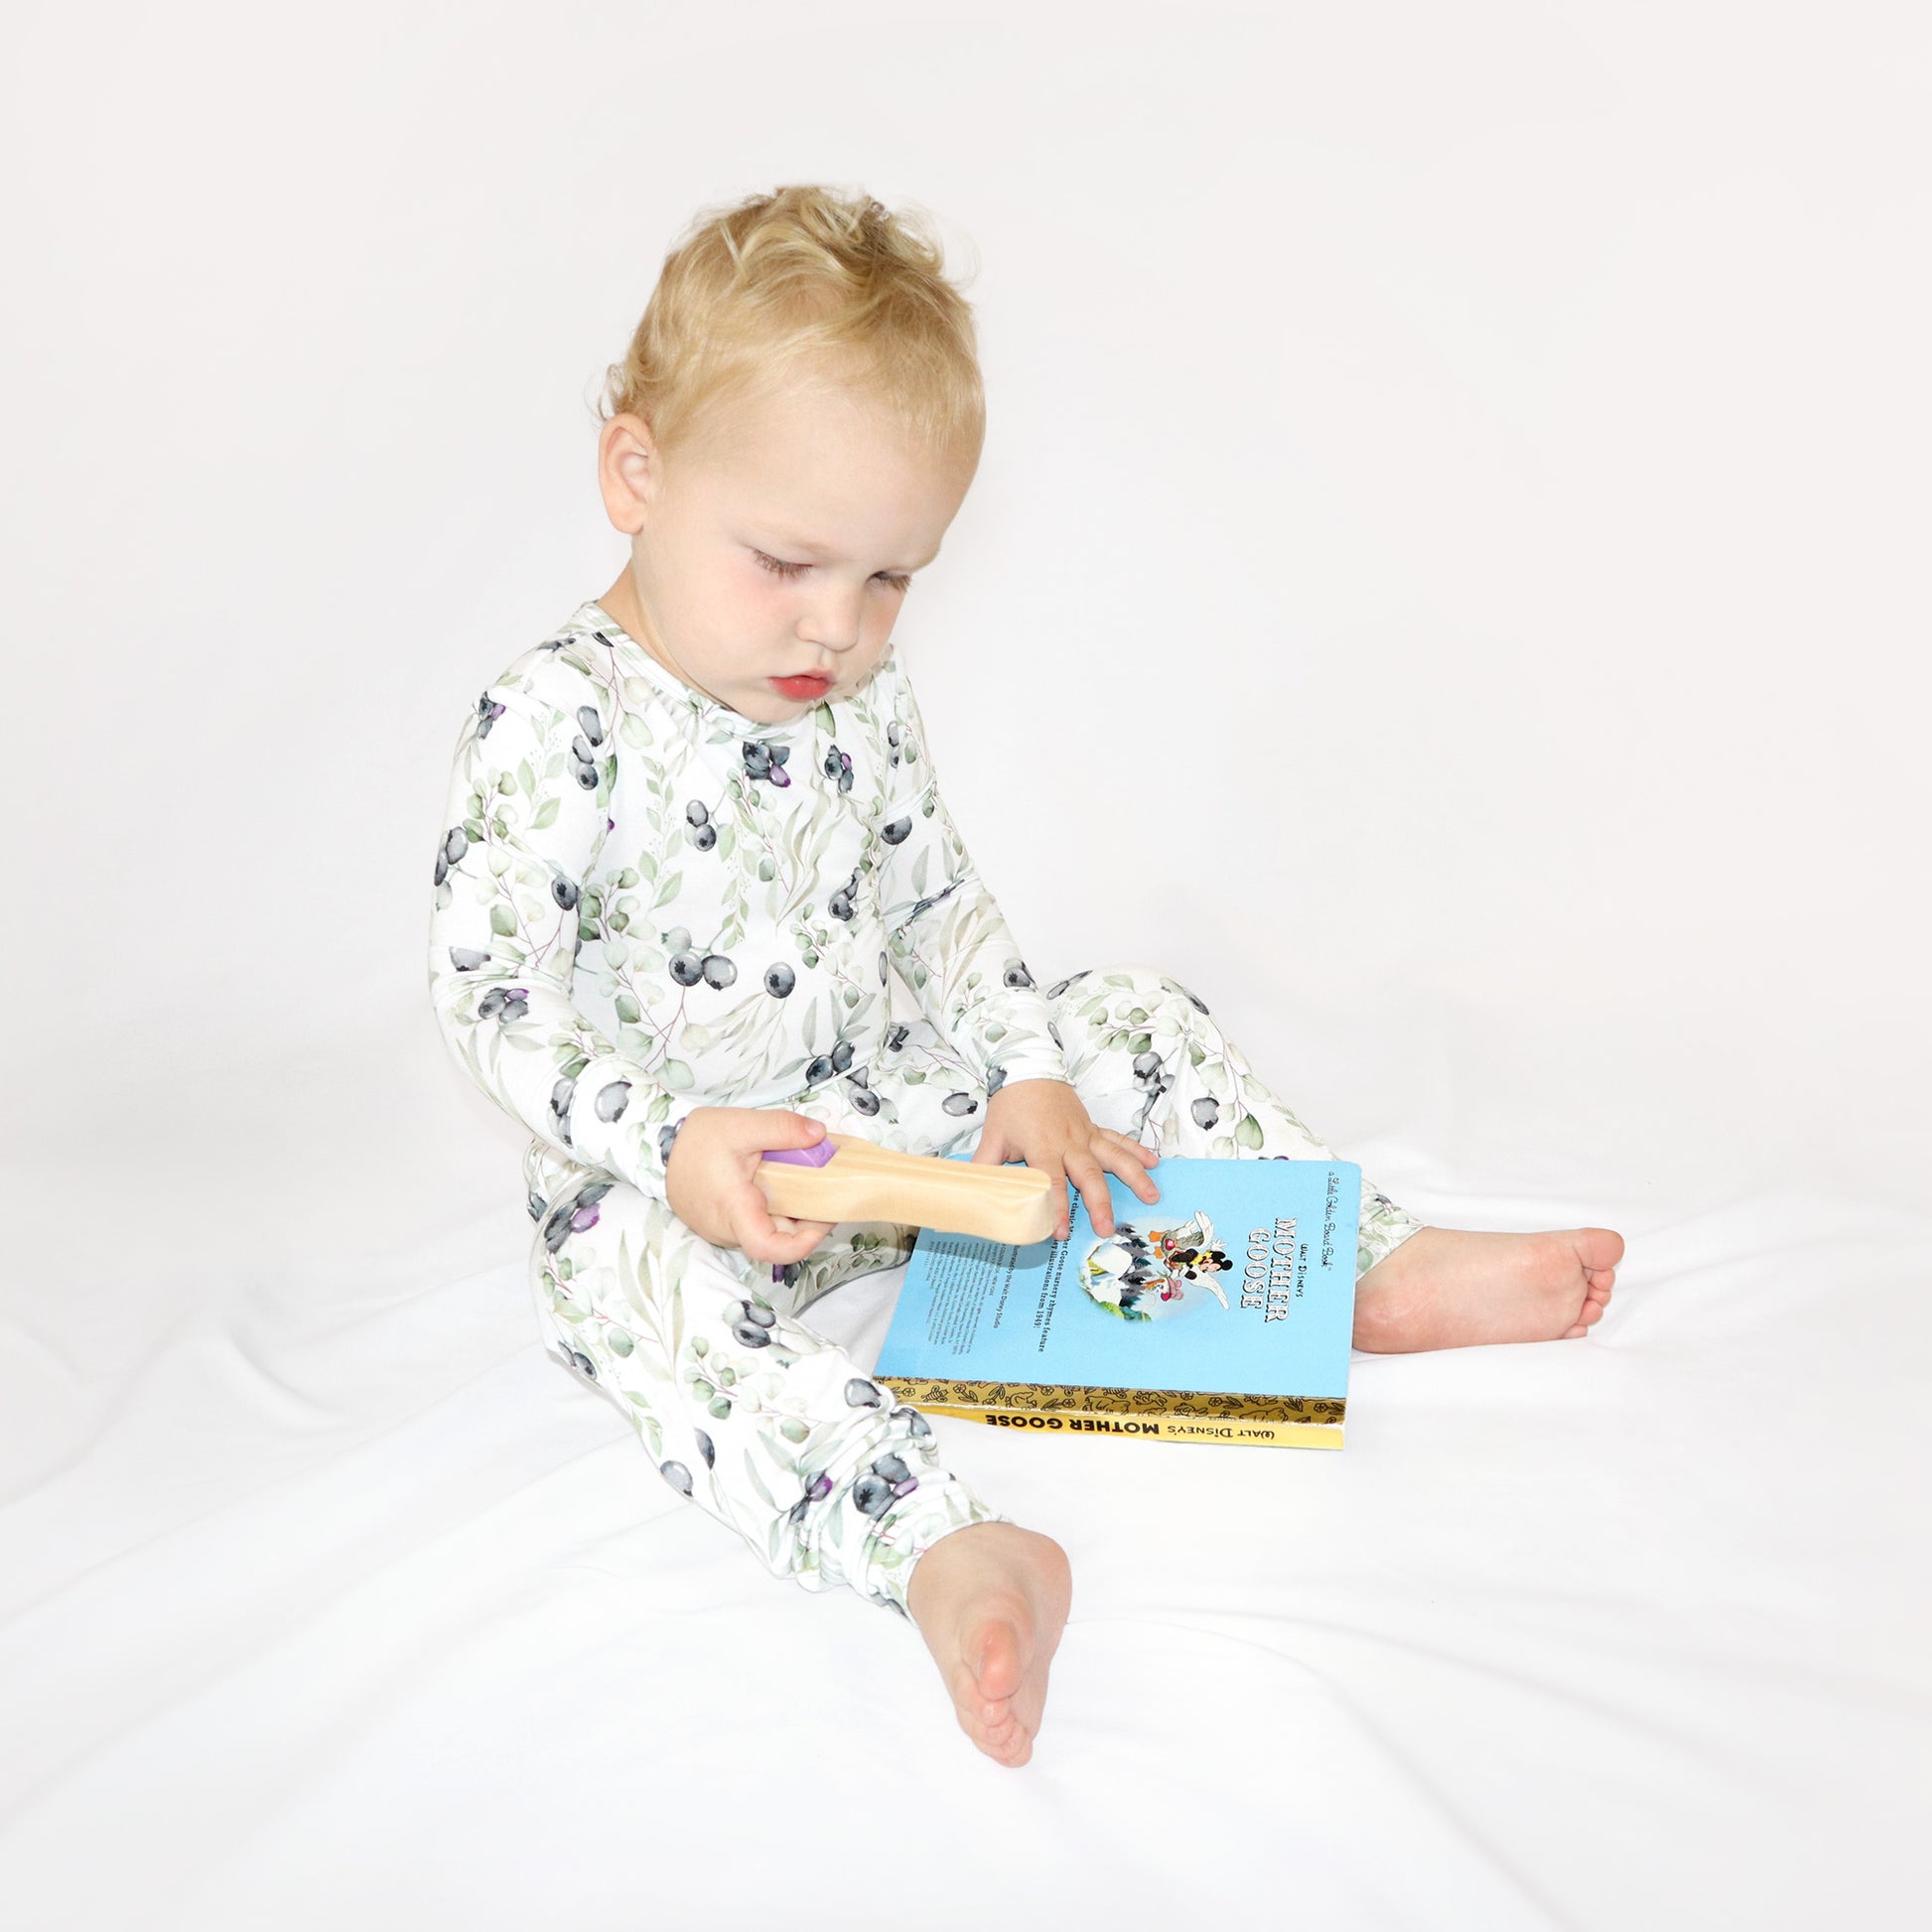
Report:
596,411,657,535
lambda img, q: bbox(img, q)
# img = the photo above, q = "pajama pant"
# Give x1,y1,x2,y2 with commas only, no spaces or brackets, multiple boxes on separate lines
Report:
523,963,1423,1619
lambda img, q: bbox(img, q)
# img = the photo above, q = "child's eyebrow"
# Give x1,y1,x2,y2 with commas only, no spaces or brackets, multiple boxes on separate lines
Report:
754,530,939,571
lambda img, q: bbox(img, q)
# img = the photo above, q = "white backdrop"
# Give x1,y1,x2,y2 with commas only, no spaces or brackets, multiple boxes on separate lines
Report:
3,5,1927,1927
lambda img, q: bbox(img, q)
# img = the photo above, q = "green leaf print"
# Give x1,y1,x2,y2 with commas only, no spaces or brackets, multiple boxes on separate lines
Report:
660,1059,695,1090
1235,1112,1264,1150
652,871,683,910
489,904,516,936
531,796,560,830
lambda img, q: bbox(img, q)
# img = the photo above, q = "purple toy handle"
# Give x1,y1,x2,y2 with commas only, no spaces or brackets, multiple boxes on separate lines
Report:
762,1138,837,1168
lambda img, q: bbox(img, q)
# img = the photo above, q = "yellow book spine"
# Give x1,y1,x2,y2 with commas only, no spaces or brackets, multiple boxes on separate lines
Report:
880,1379,1345,1449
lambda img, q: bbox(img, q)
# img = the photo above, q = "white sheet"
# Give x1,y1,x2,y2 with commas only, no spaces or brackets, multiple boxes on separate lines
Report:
3,1051,1925,1930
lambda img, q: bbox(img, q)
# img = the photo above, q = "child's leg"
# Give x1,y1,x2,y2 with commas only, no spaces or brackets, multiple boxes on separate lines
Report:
525,1169,1007,1619
1041,963,1622,1347
526,1162,1071,1768
1041,964,1424,1276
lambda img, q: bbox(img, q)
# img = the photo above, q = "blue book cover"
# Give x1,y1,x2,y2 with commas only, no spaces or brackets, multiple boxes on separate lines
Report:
875,1156,1362,1449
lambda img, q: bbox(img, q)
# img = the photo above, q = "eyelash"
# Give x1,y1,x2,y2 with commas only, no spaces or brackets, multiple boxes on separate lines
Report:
753,550,912,593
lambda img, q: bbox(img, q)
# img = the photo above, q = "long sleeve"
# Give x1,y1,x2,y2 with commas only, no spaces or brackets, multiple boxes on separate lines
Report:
427,649,686,1200
870,647,1069,1095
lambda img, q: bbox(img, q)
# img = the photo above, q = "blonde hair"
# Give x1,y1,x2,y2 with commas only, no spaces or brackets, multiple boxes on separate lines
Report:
597,184,986,468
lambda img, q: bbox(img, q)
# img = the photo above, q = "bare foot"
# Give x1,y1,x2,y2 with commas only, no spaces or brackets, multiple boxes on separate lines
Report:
1352,1225,1624,1352
904,1522,1071,1768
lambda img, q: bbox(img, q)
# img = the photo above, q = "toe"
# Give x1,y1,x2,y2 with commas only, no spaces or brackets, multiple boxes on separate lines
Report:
1585,1227,1625,1269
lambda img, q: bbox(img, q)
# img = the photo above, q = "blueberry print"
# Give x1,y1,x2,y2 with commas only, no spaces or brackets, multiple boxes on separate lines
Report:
430,598,1423,1617
743,740,791,787
549,1074,577,1146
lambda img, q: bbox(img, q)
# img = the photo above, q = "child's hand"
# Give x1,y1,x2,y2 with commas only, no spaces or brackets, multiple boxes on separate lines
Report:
665,1107,839,1264
971,1078,1161,1241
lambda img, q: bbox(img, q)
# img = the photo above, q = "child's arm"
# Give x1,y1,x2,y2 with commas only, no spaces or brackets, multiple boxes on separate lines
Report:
427,645,684,1201
870,647,1070,1097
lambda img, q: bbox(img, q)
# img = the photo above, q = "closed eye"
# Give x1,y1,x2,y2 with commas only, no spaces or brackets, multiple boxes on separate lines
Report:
752,550,911,593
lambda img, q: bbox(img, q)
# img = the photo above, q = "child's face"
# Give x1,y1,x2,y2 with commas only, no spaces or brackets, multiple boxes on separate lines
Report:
597,375,977,726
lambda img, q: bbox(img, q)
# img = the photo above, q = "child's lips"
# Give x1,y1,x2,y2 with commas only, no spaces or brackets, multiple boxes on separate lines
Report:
771,671,832,696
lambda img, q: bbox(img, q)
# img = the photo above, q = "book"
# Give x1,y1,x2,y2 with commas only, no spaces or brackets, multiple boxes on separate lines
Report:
874,1156,1362,1449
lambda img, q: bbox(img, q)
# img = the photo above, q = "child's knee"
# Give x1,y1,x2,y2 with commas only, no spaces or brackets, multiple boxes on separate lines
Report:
1050,962,1216,1028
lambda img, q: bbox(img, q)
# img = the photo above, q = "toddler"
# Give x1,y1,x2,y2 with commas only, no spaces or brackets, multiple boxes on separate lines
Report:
427,185,1623,1769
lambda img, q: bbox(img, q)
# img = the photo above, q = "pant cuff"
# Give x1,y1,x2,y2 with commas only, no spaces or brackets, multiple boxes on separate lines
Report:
859,1475,1012,1620
1357,1191,1427,1277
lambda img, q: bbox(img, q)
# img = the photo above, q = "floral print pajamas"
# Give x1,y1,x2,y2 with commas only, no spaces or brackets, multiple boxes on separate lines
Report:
428,600,1422,1617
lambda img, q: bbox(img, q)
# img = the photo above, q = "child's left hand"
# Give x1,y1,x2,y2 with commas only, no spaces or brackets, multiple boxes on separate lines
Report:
971,1078,1161,1240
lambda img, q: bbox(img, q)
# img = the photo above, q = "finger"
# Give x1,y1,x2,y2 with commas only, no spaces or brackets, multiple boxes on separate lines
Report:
750,1110,829,1154
1066,1155,1117,1238
728,1189,779,1262
970,1125,1006,1165
1102,1131,1162,1179
1042,1161,1075,1241
777,1214,836,1240
732,1182,811,1263
1113,1148,1162,1206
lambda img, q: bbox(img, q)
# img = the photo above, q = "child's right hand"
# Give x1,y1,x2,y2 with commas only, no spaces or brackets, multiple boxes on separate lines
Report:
664,1106,839,1264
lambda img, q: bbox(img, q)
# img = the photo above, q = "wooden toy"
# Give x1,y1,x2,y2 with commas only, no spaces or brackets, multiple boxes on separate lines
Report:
756,1133,1061,1245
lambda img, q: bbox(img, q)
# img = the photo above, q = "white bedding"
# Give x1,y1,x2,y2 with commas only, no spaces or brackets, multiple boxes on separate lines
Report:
3,1045,1925,1930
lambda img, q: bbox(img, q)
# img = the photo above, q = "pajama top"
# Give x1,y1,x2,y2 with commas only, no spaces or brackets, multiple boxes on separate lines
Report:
428,599,1070,1207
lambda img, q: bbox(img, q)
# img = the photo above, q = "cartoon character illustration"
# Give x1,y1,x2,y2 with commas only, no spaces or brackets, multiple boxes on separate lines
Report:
1080,1210,1235,1321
